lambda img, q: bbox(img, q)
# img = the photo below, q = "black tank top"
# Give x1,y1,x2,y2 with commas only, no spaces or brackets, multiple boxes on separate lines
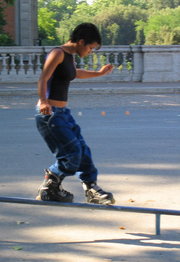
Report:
47,48,76,101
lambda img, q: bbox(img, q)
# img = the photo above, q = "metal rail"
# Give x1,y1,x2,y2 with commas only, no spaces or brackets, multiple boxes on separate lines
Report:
0,196,180,235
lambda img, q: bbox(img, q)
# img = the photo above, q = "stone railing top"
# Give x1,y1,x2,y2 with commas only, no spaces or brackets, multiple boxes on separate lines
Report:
0,46,43,53
142,45,180,52
0,45,134,54
0,45,179,54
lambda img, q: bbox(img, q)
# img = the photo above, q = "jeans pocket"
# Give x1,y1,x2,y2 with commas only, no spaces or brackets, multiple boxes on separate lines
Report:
35,113,57,153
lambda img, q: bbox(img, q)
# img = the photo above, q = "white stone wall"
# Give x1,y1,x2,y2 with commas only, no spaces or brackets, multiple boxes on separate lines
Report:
142,46,180,82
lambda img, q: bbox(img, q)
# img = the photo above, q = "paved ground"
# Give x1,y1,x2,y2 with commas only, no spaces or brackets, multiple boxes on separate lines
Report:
0,81,180,96
0,84,180,261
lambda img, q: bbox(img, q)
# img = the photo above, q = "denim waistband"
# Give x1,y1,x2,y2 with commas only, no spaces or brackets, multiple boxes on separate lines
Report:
52,106,70,114
36,105,70,114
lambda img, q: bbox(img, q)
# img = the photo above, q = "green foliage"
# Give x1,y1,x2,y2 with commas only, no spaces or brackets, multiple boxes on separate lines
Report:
38,0,180,46
5,0,14,4
106,23,119,45
38,0,78,45
38,7,59,45
172,27,180,44
57,2,94,43
38,0,77,20
0,33,14,46
0,1,7,31
94,4,147,44
0,0,15,46
138,7,180,44
145,0,180,10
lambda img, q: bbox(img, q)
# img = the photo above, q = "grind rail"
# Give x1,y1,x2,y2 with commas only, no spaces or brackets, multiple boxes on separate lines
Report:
0,196,180,235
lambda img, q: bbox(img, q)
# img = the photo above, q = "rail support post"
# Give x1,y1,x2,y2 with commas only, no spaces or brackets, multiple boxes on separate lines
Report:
155,214,161,235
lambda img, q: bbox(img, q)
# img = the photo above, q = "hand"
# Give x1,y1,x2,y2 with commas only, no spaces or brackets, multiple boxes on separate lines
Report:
99,64,114,76
39,101,52,115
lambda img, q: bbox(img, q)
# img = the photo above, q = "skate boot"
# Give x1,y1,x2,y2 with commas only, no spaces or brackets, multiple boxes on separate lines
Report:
82,182,115,205
36,169,73,202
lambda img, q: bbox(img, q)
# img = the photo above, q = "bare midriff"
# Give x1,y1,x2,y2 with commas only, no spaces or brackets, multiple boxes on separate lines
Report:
48,99,68,108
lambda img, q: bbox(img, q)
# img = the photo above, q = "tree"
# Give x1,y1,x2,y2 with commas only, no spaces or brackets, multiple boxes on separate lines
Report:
38,0,180,46
38,0,77,21
146,0,180,10
56,1,148,45
0,0,15,46
38,0,77,45
134,20,146,44
57,2,94,43
0,0,14,31
94,4,147,44
138,7,180,44
38,7,59,45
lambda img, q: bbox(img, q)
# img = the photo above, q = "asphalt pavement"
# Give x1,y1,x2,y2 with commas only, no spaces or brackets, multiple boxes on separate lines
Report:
0,85,180,261
0,81,180,96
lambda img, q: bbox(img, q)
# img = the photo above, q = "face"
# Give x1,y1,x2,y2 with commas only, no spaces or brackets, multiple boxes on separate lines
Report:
76,40,99,57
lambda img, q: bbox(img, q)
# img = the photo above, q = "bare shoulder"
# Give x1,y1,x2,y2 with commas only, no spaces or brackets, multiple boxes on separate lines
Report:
46,47,65,65
51,47,64,56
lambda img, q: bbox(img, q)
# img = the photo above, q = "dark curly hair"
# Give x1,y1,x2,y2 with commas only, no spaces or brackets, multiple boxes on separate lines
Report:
70,23,101,48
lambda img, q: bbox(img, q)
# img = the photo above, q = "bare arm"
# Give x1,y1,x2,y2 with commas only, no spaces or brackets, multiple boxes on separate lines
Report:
76,64,113,79
38,48,64,114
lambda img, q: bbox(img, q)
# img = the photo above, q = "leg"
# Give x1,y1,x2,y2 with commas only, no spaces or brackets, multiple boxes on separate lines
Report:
47,109,83,176
35,112,73,202
36,110,82,177
71,122,115,205
36,108,115,204
71,123,98,182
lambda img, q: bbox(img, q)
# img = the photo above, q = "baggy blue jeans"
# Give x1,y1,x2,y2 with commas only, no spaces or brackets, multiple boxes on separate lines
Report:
35,107,98,182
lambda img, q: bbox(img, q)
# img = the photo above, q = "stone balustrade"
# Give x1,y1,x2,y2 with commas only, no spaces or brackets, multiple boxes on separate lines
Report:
0,45,180,83
142,45,180,82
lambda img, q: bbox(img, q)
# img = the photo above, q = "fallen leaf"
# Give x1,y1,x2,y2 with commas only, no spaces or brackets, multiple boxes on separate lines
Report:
16,221,25,225
12,246,23,251
128,198,135,203
119,226,126,230
101,111,106,116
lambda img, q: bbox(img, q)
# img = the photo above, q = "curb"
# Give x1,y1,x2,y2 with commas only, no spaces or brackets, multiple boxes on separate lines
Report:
0,82,180,96
0,87,180,96
70,87,180,95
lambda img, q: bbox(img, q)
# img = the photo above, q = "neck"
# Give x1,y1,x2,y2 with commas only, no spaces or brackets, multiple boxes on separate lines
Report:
61,42,77,55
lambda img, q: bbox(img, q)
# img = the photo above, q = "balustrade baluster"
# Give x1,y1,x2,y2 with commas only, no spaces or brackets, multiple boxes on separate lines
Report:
113,52,119,68
96,53,101,70
18,54,26,75
9,54,16,75
88,55,93,70
111,52,120,75
1,54,8,75
27,54,34,74
35,54,42,74
105,53,110,64
122,52,127,71
79,57,84,69
121,51,132,81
